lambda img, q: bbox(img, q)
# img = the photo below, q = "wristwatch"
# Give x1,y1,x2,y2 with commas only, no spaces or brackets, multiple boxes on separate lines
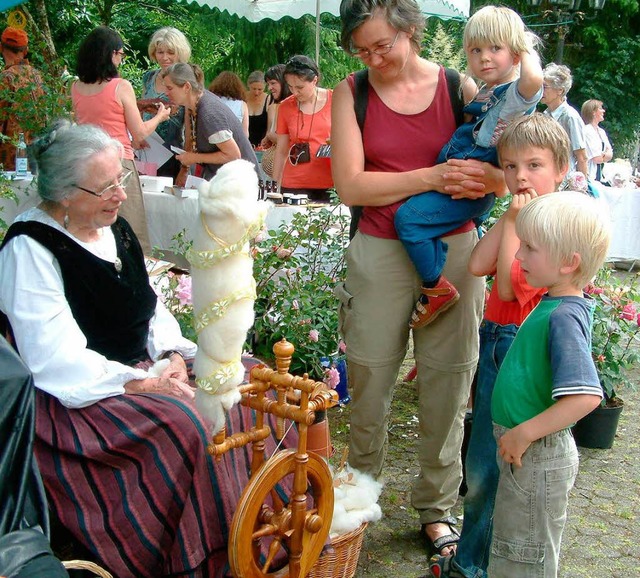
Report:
162,350,184,361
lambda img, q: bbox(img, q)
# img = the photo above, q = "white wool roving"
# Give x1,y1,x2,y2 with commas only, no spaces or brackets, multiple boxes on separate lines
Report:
330,464,383,538
189,159,269,434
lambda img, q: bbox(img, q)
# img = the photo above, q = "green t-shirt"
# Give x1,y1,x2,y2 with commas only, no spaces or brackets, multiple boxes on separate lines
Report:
491,295,602,429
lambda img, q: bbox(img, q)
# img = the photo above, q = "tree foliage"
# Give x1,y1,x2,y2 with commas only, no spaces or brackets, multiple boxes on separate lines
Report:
1,0,639,154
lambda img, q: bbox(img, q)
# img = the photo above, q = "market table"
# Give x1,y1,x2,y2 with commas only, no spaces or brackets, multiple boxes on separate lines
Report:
594,182,640,264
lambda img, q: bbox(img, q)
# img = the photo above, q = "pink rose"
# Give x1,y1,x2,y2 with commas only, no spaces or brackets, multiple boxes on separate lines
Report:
338,340,347,353
276,246,293,259
597,354,605,362
620,303,637,321
176,275,192,306
309,329,319,342
254,230,267,243
324,367,340,389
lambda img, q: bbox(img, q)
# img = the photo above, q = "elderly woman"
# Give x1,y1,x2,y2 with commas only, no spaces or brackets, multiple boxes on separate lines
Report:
140,26,191,179
0,120,291,577
72,26,171,255
162,63,259,181
541,63,588,177
332,0,503,558
582,99,613,182
273,55,333,203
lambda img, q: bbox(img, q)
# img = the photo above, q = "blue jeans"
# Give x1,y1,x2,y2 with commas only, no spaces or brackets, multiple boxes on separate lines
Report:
395,193,495,283
451,320,518,578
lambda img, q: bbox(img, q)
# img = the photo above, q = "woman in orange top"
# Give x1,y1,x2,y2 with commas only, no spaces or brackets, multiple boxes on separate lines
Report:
273,55,333,203
71,26,170,254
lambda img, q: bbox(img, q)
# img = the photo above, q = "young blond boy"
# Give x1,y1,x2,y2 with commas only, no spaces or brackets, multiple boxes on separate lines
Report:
429,113,571,578
489,192,610,576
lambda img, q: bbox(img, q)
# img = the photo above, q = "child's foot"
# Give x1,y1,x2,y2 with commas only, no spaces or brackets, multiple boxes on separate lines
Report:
410,277,459,329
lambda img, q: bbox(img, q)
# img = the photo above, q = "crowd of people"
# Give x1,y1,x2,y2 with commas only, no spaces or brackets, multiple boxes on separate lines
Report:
0,1,619,577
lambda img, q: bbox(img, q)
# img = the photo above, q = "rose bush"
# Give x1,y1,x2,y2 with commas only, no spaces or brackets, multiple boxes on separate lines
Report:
586,266,640,403
249,202,350,378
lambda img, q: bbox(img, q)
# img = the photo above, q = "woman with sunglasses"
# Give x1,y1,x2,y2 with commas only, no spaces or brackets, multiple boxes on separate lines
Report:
332,0,504,560
72,26,171,254
0,120,294,577
272,55,333,203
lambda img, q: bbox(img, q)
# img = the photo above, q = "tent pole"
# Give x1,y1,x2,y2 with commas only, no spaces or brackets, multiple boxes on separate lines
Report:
315,0,320,64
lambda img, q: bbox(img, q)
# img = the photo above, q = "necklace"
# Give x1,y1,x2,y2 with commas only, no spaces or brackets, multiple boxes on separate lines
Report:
297,88,318,141
189,94,202,153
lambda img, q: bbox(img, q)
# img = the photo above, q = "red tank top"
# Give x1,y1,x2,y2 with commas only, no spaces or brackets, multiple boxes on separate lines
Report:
72,78,133,160
350,66,457,239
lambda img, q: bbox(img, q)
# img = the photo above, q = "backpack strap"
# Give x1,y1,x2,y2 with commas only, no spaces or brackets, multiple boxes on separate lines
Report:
349,69,369,240
444,67,464,128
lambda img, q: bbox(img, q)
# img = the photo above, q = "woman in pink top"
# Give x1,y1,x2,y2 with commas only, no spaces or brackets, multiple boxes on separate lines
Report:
72,26,170,254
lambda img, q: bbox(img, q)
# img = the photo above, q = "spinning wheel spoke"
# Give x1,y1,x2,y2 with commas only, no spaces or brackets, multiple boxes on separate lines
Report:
230,450,333,578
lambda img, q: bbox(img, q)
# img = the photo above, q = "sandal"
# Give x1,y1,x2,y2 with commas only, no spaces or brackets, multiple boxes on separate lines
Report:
420,516,460,556
410,277,460,329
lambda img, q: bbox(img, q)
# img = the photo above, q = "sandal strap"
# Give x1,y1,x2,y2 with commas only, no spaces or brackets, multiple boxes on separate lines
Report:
421,286,454,298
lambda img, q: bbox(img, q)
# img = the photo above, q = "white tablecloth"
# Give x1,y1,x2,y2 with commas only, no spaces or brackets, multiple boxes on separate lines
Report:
594,182,640,262
143,191,320,252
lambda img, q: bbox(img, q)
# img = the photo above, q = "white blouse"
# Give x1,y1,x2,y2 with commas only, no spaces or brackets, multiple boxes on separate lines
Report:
0,207,196,408
584,124,613,180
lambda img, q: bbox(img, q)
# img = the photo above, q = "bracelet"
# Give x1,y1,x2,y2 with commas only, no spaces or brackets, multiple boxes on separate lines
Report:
162,350,184,361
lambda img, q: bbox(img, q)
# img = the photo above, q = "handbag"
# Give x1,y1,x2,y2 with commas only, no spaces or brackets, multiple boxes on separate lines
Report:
261,144,277,178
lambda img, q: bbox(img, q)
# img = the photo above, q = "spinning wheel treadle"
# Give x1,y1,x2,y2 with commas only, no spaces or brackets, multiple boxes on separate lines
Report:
229,450,333,578
209,339,338,578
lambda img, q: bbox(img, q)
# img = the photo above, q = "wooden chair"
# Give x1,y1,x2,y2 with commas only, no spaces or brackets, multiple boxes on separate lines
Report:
210,339,338,578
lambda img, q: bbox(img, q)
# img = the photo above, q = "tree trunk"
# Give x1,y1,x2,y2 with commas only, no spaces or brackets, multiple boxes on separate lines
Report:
22,0,58,68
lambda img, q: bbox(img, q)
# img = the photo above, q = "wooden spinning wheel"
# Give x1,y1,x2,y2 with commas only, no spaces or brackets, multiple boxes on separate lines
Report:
209,339,338,578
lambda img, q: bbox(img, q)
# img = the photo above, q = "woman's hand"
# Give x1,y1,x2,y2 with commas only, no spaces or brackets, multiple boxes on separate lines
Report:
154,102,172,122
176,151,197,167
125,376,195,400
161,353,189,384
443,159,507,200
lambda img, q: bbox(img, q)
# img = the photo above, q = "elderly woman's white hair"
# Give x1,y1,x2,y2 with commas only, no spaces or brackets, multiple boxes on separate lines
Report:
543,63,573,98
29,120,123,203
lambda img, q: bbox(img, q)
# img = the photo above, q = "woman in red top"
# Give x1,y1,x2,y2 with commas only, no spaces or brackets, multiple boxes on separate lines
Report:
331,0,503,559
72,26,170,254
273,55,333,203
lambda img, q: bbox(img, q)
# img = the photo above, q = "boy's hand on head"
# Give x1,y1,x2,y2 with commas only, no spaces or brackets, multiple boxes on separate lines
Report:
498,425,533,468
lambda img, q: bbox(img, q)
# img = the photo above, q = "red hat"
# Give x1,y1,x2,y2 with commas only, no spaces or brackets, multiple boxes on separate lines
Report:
1,27,29,49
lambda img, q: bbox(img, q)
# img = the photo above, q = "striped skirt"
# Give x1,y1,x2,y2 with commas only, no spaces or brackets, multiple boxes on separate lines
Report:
35,364,296,578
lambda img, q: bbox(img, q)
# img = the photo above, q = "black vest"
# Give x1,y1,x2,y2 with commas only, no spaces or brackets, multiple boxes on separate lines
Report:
1,218,157,365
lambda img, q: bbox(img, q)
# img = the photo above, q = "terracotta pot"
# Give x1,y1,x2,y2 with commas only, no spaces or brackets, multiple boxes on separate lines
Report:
306,413,335,458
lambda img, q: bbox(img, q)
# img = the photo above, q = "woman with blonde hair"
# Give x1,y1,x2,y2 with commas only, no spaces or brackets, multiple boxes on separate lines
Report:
140,26,191,179
209,70,250,138
581,99,613,182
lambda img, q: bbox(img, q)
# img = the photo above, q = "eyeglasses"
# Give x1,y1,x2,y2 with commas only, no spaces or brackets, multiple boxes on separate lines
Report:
114,49,126,60
75,170,132,200
348,30,401,59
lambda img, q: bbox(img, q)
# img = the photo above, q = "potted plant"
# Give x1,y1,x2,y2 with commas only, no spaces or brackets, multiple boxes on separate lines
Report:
574,267,640,448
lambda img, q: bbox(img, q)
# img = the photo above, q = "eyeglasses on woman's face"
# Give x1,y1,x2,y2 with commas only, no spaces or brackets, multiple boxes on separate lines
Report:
348,30,401,59
75,169,132,200
113,49,126,60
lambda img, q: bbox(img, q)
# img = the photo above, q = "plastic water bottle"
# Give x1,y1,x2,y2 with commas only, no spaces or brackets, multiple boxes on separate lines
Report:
15,133,28,177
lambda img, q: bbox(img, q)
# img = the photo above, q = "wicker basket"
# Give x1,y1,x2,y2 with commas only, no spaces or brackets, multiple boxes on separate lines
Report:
307,522,368,578
62,560,113,578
